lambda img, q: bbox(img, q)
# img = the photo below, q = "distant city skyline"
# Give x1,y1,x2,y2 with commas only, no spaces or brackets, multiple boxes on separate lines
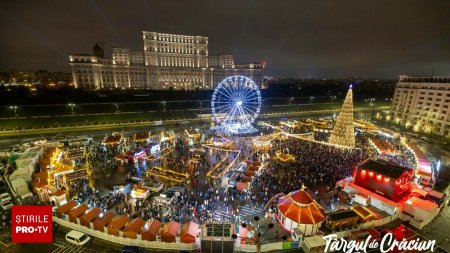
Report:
0,0,449,78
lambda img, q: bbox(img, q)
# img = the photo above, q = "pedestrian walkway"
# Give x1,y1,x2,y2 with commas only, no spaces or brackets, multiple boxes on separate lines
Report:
238,204,265,221
213,205,234,221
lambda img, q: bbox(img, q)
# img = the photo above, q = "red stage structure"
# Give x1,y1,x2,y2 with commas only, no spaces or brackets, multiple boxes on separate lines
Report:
353,159,413,202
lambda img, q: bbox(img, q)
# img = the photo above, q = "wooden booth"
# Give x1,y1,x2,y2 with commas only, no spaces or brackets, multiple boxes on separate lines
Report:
123,218,145,239
68,204,88,223
180,221,199,244
141,220,162,241
160,221,180,243
326,210,359,231
56,200,77,218
352,205,375,222
79,208,100,228
93,212,114,232
107,215,129,236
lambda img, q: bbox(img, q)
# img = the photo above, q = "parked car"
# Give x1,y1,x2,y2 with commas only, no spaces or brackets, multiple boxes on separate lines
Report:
65,230,90,246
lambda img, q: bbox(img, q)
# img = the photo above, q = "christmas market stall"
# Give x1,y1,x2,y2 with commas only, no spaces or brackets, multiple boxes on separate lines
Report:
405,142,433,186
103,134,123,146
93,212,115,232
133,131,151,143
68,203,88,223
160,221,180,243
130,185,150,199
180,221,199,244
403,196,439,222
352,205,375,223
49,189,67,207
79,208,100,228
325,209,359,231
107,215,129,236
123,218,145,239
56,200,77,218
141,220,162,241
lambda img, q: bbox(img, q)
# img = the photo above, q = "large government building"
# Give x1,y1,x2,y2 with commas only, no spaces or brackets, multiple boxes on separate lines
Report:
390,76,450,138
68,31,265,90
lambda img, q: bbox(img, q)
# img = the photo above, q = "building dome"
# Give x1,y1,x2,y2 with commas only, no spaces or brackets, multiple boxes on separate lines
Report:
278,189,325,225
276,188,325,235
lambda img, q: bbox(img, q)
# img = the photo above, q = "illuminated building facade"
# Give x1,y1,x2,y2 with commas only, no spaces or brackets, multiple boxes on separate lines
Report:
68,32,265,90
390,76,450,137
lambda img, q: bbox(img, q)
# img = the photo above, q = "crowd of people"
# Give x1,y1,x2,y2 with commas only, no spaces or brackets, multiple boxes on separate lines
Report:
47,123,415,229
250,137,364,207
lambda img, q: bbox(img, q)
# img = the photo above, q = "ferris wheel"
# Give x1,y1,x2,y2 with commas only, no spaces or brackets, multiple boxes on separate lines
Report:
211,76,261,134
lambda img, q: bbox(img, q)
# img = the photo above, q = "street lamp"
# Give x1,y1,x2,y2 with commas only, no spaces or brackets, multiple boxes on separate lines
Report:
289,97,294,105
67,103,76,114
162,101,166,112
9,106,18,118
114,103,119,113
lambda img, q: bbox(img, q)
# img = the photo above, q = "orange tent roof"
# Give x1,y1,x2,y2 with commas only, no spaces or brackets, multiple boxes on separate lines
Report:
68,204,88,223
161,221,180,243
236,181,249,191
123,218,145,239
124,218,145,233
108,215,129,230
80,208,100,227
141,220,162,241
277,189,325,225
104,135,122,144
162,221,179,236
56,200,77,218
180,221,199,244
107,215,129,236
53,190,66,197
93,212,114,231
134,132,150,142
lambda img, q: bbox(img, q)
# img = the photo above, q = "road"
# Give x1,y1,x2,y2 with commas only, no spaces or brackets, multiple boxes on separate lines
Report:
0,106,386,141
8,226,183,253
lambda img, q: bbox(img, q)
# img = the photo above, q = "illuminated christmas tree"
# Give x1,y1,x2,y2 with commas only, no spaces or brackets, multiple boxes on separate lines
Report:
329,86,355,148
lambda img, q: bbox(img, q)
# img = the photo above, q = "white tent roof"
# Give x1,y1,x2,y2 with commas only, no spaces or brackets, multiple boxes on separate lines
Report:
9,168,32,182
406,197,437,212
15,158,35,168
10,177,32,198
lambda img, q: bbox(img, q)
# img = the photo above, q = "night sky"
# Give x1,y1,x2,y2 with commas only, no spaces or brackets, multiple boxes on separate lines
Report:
0,0,449,78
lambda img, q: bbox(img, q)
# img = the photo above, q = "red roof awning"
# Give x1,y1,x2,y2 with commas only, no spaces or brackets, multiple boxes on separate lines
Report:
236,181,249,191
